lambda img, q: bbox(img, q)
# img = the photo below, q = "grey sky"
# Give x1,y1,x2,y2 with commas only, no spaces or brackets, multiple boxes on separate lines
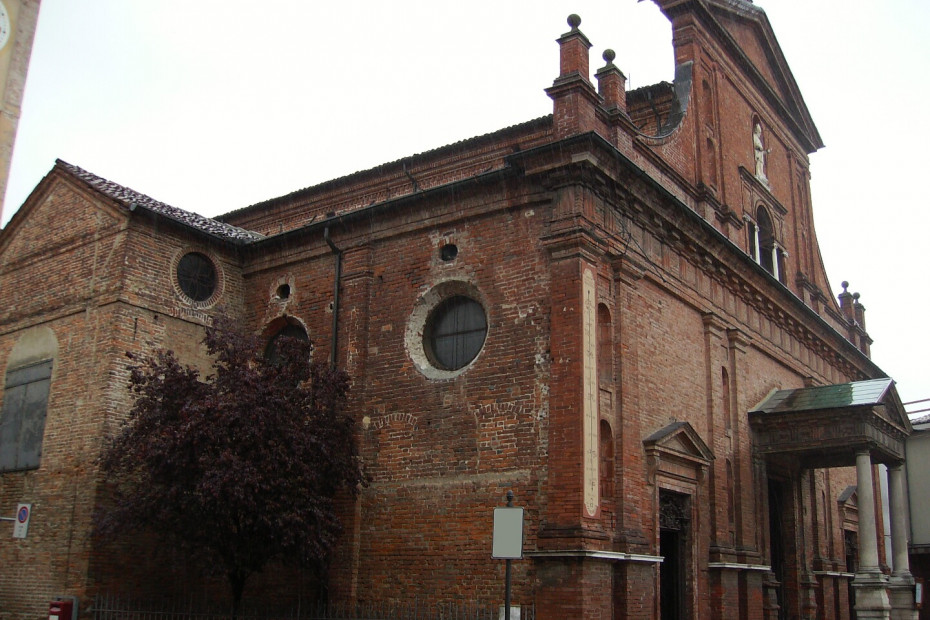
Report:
4,0,928,406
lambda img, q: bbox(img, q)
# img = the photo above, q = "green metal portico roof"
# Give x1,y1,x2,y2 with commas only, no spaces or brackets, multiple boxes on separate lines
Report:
751,378,895,415
749,378,911,468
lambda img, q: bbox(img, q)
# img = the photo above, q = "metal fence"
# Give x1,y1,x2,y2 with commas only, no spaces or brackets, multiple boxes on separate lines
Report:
92,593,534,620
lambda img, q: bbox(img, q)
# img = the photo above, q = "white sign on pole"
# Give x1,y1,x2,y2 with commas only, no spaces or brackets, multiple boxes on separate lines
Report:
12,503,31,539
492,507,524,559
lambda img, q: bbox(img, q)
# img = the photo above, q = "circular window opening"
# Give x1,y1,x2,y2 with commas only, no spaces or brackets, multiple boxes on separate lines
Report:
177,252,217,302
276,284,291,299
440,244,458,261
424,295,487,371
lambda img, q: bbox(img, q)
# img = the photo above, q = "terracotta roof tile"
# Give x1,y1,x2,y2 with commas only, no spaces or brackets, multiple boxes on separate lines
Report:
57,160,262,243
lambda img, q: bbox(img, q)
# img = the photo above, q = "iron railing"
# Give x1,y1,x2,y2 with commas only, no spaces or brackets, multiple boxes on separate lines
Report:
92,593,533,620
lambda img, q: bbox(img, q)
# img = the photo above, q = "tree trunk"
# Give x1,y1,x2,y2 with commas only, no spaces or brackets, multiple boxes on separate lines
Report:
228,569,248,619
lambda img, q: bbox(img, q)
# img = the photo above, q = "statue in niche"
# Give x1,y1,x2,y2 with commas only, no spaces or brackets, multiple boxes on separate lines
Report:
753,121,769,185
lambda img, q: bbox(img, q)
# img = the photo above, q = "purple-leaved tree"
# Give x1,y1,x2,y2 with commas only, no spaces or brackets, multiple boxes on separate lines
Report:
97,315,365,613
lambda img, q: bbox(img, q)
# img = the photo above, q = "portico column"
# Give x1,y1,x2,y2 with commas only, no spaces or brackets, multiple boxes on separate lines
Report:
853,449,891,619
856,450,881,572
888,463,910,577
888,462,918,619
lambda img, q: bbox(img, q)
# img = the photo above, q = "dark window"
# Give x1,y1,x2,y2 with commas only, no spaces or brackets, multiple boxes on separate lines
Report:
177,252,217,302
756,207,775,275
425,296,487,371
264,323,310,365
0,360,53,471
440,244,458,261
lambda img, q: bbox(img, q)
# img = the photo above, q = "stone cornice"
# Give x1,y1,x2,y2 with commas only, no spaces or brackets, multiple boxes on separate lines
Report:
512,133,882,382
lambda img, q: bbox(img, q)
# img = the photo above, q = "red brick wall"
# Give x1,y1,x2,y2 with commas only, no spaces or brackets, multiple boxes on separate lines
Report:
0,5,886,620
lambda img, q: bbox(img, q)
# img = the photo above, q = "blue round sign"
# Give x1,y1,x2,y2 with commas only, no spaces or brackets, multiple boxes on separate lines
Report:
17,506,28,523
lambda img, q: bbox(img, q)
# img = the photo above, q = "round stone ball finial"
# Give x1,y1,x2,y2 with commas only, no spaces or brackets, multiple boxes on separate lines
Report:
603,49,616,64
841,280,849,292
567,14,581,30
853,292,861,301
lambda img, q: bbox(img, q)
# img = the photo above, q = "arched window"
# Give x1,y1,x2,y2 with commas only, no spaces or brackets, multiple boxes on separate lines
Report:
722,367,731,432
1,327,58,472
599,420,614,506
597,304,612,385
727,460,735,543
264,321,310,365
756,206,775,274
748,205,785,282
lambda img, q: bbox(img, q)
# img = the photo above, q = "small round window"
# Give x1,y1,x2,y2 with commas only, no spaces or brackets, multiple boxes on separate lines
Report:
424,295,487,371
176,252,217,302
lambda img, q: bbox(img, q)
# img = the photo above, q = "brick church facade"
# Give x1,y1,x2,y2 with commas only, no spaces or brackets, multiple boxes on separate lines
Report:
0,1,917,619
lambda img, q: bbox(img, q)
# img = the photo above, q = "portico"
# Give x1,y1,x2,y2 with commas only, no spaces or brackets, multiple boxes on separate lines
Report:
750,378,915,620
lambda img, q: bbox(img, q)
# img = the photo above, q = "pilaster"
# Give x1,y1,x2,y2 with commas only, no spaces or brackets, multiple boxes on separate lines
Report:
540,186,607,544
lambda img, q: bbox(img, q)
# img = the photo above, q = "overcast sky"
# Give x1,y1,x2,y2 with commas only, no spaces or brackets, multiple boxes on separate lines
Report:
3,0,928,409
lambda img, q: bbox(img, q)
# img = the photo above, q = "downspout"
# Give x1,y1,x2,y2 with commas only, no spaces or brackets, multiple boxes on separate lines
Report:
323,225,342,369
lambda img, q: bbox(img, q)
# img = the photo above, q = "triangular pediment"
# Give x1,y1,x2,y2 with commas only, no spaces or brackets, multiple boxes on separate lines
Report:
656,0,823,152
709,1,822,151
707,1,822,152
0,165,127,264
644,421,715,465
838,485,857,509
712,10,778,90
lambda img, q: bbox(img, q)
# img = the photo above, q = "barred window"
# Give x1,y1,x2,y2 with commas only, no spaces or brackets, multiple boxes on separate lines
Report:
177,252,217,302
424,296,487,371
0,360,53,471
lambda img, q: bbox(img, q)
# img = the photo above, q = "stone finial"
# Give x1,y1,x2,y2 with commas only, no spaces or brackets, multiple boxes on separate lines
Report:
595,48,627,112
554,13,592,81
853,292,866,320
852,292,868,353
548,14,596,138
838,281,855,322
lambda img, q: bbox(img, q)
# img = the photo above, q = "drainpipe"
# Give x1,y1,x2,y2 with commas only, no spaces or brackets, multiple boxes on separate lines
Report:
323,225,343,369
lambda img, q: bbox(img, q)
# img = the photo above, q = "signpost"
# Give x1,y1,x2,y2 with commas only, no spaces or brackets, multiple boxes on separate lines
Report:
492,491,524,620
13,503,31,538
0,503,32,538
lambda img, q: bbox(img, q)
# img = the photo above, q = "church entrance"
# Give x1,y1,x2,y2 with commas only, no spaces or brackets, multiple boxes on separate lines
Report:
750,379,913,620
660,491,690,620
768,478,789,620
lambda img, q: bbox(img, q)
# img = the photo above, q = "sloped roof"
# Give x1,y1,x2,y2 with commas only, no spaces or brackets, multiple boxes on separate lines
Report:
749,378,911,467
57,160,262,243
751,378,895,415
218,115,552,225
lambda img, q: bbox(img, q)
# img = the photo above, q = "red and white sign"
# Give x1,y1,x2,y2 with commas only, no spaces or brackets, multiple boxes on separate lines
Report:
13,503,30,538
